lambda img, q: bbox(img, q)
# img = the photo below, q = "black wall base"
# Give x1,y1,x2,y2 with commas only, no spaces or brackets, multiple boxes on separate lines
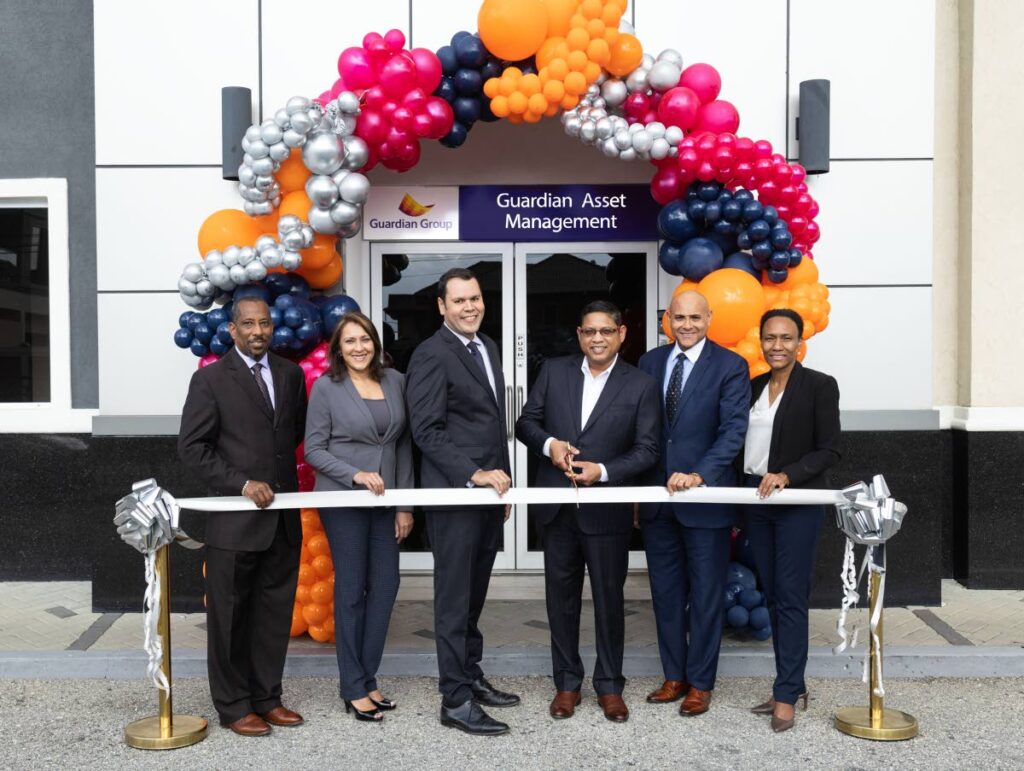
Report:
0,429,969,611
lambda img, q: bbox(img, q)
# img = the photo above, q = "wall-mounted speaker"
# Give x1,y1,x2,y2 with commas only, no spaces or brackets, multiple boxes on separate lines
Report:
797,79,830,175
221,86,253,181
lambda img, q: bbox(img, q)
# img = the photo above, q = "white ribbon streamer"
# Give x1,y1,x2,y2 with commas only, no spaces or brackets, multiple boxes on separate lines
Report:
143,552,170,694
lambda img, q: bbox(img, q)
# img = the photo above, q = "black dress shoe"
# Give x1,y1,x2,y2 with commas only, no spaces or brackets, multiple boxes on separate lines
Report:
439,700,510,736
471,677,521,708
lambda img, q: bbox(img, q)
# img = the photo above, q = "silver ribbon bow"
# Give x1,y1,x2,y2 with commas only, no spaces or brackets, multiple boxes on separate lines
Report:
114,479,202,692
833,474,907,545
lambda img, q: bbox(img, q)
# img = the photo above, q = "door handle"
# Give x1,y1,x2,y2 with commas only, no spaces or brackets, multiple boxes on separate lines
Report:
516,385,524,422
505,385,514,441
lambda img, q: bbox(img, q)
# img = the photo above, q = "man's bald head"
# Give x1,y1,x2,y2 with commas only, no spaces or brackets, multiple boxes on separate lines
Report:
667,290,711,351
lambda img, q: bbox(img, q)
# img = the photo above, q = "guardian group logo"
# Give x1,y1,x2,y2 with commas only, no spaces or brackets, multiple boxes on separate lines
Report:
364,186,459,240
398,193,435,217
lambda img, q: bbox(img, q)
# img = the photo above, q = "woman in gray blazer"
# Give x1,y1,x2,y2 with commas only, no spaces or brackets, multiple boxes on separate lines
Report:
304,312,414,722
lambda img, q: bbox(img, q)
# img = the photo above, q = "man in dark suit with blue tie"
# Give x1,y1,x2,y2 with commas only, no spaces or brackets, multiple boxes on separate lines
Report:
638,290,751,716
516,300,660,723
405,268,518,736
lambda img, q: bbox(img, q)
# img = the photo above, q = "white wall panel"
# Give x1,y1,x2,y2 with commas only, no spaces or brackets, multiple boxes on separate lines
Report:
633,0,787,150
96,169,242,291
802,286,932,410
789,0,935,159
98,293,199,415
808,160,933,286
94,0,259,165
412,0,483,52
261,0,409,116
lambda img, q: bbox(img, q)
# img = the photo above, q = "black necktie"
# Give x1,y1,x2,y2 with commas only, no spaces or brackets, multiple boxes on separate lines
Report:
467,340,488,377
666,355,685,424
251,363,274,412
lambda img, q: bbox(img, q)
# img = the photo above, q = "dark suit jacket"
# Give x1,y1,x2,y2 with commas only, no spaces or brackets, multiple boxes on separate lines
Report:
405,326,510,497
304,368,414,493
745,362,841,488
178,349,307,551
515,355,661,534
638,339,751,528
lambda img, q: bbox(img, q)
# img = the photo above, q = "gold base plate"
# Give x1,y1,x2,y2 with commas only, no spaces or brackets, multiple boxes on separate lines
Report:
125,715,208,750
834,706,918,741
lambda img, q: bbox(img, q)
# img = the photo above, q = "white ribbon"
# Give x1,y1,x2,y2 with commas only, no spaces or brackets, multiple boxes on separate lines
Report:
142,552,170,694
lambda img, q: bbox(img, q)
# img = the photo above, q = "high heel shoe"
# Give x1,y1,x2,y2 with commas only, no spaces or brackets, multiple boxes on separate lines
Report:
344,699,383,722
750,692,809,715
771,714,795,733
369,695,396,711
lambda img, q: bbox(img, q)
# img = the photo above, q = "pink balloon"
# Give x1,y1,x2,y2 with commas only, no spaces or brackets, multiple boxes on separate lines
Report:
363,85,386,108
384,29,406,51
753,139,773,158
734,136,755,161
677,147,699,173
694,100,739,134
356,108,389,144
363,31,384,48
410,48,443,93
678,63,722,104
338,47,377,90
392,106,415,131
402,87,428,110
422,96,454,139
366,37,391,68
381,99,398,119
695,160,716,181
198,354,219,369
412,111,434,137
380,52,417,97
624,92,649,121
658,87,700,130
650,165,682,204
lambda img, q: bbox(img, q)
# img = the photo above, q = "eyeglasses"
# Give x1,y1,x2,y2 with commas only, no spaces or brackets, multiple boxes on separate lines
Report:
579,327,618,338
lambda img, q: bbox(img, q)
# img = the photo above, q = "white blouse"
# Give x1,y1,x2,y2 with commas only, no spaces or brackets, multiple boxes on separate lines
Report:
743,386,784,477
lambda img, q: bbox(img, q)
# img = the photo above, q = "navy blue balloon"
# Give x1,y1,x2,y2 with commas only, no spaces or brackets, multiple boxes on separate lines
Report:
736,231,752,249
271,326,295,351
706,230,738,256
287,275,311,298
206,307,228,329
274,294,296,309
193,322,212,345
264,273,292,298
186,313,204,332
741,200,764,223
747,219,771,242
685,187,699,200
704,201,722,222
721,199,743,222
727,562,757,590
435,76,457,102
788,248,803,267
727,605,750,629
724,582,744,608
189,339,209,357
658,241,684,276
295,322,319,342
686,199,707,221
762,205,778,225
320,294,361,337
723,252,760,279
749,606,771,630
712,218,736,236
770,250,791,270
751,241,773,261
451,30,472,44
733,189,754,203
717,189,733,202
454,68,483,96
752,255,769,271
480,59,502,81
436,45,458,76
751,625,772,641
268,306,282,326
282,306,305,329
453,96,482,124
454,34,486,68
440,122,469,148
680,238,724,281
767,268,789,283
178,311,193,329
739,588,763,611
233,282,272,305
173,328,193,348
216,321,233,345
210,337,230,356
657,201,700,242
697,182,721,202
770,227,793,250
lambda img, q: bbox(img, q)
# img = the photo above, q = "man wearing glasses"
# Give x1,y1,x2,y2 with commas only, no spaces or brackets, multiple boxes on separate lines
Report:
516,300,661,723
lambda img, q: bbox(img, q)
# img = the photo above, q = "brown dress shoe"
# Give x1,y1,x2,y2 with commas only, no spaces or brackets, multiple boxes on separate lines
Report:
646,680,689,703
220,712,271,736
260,705,305,726
597,694,629,723
549,690,582,719
679,687,712,717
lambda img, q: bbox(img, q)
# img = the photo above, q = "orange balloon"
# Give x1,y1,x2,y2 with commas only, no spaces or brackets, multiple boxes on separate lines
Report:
543,0,576,37
697,268,767,347
307,532,331,558
308,623,331,642
796,341,807,362
310,580,333,605
311,554,334,578
672,279,701,298
295,584,312,605
290,604,308,636
277,148,311,193
197,209,263,256
302,602,329,625
298,256,343,290
768,256,819,290
479,0,549,61
279,190,313,222
535,36,564,68
298,563,316,586
606,32,643,77
251,209,280,234
735,339,761,364
300,508,321,527
662,309,672,339
750,361,771,378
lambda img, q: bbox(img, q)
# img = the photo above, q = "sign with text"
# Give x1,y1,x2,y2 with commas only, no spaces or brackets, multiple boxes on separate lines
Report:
362,186,459,240
458,184,660,241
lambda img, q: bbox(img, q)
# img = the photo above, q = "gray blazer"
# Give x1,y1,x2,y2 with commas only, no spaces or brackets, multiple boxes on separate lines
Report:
304,368,414,493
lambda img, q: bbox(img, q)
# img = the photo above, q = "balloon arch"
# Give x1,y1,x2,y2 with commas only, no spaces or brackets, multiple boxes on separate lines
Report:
172,0,830,642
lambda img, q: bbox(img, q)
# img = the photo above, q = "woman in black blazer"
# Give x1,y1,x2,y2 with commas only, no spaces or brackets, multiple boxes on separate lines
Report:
741,309,840,733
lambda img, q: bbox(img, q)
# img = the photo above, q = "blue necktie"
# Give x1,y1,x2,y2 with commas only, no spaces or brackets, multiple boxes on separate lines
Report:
467,340,487,377
666,355,685,424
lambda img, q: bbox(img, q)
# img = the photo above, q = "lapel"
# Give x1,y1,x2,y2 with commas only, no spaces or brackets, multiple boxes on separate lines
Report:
226,349,273,422
569,358,584,437
269,354,287,429
440,326,498,407
379,371,404,444
670,340,712,430
480,333,505,395
341,375,380,444
655,345,673,415
769,362,803,452
580,359,628,436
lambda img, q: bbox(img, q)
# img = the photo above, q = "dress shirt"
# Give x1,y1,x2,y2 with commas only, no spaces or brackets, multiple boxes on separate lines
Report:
743,385,783,476
445,322,497,400
662,336,706,398
541,356,615,483
235,346,275,409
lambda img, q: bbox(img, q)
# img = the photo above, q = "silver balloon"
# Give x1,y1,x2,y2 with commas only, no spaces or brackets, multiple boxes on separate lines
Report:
247,139,269,159
249,201,273,216
245,262,268,282
337,220,361,239
329,200,360,226
289,111,313,134
260,122,283,145
645,121,666,139
237,246,256,266
625,68,649,93
281,251,302,271
657,49,684,68
339,172,370,204
601,79,627,108
619,148,637,162
618,19,635,34
302,132,344,175
664,125,684,145
650,137,671,160
341,136,369,171
565,116,582,137
631,131,654,154
182,294,205,308
281,230,306,251
306,175,339,208
613,130,632,151
282,129,306,148
308,205,341,234
178,277,198,297
580,122,597,143
268,142,291,162
238,166,256,186
206,264,230,288
331,169,350,188
251,157,275,176
648,60,682,92
286,96,311,115
641,53,656,70
274,108,291,128
195,279,213,297
278,214,301,233
228,264,248,284
261,247,283,269
254,175,275,191
334,114,358,137
244,125,262,143
255,235,276,251
336,91,360,114
222,246,240,267
595,116,614,140
203,250,223,267
181,262,204,283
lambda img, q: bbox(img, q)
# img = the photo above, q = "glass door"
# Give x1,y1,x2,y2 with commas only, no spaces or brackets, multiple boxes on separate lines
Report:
512,242,659,569
369,242,515,570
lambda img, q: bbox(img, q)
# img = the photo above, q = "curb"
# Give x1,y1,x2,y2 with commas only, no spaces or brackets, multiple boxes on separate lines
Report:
2,645,1023,680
